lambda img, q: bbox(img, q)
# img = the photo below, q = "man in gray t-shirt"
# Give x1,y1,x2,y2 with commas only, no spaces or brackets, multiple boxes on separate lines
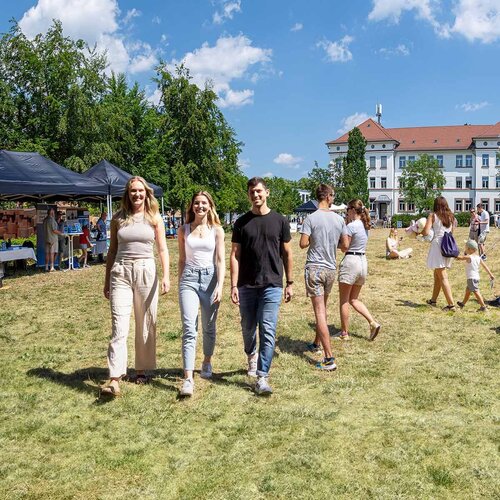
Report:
299,184,345,371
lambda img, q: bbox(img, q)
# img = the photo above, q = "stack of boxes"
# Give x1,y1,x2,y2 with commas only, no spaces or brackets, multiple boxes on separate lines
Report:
0,209,36,240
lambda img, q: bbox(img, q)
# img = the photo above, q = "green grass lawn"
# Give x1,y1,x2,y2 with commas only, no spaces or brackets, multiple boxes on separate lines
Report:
1,227,499,499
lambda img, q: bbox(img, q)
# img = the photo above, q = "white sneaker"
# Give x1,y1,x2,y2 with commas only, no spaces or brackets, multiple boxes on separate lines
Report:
247,353,258,377
200,362,212,379
179,378,194,396
255,376,273,396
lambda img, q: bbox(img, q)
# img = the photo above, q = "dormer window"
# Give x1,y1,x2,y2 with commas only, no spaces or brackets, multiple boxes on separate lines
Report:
434,139,438,143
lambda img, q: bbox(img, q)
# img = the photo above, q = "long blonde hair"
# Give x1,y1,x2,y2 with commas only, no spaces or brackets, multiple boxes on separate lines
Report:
114,176,160,227
186,191,221,226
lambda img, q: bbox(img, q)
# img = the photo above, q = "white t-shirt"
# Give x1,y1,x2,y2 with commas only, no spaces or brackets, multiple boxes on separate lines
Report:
465,254,481,280
479,210,489,233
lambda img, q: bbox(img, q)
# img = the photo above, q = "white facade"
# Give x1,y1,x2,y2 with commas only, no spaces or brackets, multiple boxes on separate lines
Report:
327,127,500,217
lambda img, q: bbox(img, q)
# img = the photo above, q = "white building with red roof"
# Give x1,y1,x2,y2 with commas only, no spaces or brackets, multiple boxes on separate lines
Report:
326,118,500,218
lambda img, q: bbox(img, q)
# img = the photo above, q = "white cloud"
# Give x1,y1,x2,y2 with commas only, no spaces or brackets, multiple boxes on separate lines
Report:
166,35,272,108
238,157,251,169
317,36,354,62
129,51,158,74
219,89,254,108
123,8,141,25
337,112,371,134
458,101,489,112
378,43,410,56
450,0,500,43
273,153,303,167
152,16,161,24
368,0,447,37
213,1,242,24
262,172,274,178
18,0,156,75
146,88,162,106
368,0,500,42
291,22,303,32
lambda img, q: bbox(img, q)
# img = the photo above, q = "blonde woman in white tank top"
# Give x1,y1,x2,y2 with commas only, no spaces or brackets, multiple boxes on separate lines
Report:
178,191,225,396
101,177,170,397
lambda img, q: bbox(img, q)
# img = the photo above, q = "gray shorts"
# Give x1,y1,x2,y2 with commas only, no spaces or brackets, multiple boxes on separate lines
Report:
467,279,479,293
478,232,488,244
304,266,336,297
338,254,367,286
45,240,58,253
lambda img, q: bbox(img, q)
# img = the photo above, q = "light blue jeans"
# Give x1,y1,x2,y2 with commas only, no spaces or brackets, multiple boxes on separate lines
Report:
238,286,282,377
179,266,218,371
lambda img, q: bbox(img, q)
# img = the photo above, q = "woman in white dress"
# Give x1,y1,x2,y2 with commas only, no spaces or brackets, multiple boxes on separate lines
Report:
422,196,456,311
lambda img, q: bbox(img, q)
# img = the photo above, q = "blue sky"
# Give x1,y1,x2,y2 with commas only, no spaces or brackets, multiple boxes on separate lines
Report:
1,0,499,180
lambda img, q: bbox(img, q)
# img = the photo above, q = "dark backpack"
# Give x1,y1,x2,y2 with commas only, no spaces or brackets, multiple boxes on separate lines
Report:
440,231,459,258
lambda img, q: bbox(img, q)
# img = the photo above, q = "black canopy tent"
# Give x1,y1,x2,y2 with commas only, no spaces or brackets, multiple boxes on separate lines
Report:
294,199,318,213
81,160,164,217
0,150,108,201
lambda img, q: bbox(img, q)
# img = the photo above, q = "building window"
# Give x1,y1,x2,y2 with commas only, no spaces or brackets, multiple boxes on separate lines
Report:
399,156,406,169
335,158,342,169
369,177,376,188
437,155,443,167
380,156,387,169
495,200,500,213
455,199,463,212
399,200,405,212
408,155,416,163
465,176,472,189
482,176,489,188
456,177,462,189
465,155,473,167
465,199,472,211
398,177,405,189
381,177,387,188
369,198,375,211
481,199,489,212
482,154,489,167
496,154,500,167
369,156,376,169
407,202,415,212
456,155,463,167
496,176,500,189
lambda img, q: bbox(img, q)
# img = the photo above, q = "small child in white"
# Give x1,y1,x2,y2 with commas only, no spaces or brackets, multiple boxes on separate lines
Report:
456,239,494,311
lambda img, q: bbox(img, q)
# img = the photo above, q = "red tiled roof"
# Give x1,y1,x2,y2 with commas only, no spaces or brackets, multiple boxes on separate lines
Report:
327,119,500,151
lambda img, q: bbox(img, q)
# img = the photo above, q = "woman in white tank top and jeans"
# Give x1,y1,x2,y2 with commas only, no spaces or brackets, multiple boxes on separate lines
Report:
178,191,225,396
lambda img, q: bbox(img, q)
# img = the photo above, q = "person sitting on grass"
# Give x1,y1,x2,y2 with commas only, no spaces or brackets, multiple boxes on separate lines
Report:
455,239,494,312
386,228,413,259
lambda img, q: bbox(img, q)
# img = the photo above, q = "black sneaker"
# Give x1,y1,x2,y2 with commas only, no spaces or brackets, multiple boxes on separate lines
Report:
457,301,465,309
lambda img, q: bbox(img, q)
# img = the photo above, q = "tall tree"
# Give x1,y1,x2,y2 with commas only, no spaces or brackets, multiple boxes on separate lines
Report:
399,154,446,213
302,161,333,198
330,127,368,204
264,176,301,215
154,64,243,212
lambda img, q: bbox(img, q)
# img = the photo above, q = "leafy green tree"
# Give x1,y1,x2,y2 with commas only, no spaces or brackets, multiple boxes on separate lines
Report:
399,154,446,213
302,161,333,198
264,176,301,215
154,64,243,212
330,127,368,204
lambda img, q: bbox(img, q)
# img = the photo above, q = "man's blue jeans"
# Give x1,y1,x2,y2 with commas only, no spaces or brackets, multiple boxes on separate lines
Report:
238,286,282,377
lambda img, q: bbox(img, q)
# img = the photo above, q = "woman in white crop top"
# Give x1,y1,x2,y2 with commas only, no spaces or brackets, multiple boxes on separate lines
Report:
177,191,225,396
101,176,170,397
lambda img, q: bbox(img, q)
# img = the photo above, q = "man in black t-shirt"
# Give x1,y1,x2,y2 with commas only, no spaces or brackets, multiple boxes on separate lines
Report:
230,177,294,395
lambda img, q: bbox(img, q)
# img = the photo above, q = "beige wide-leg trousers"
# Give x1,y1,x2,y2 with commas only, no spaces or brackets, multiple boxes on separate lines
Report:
108,258,158,378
